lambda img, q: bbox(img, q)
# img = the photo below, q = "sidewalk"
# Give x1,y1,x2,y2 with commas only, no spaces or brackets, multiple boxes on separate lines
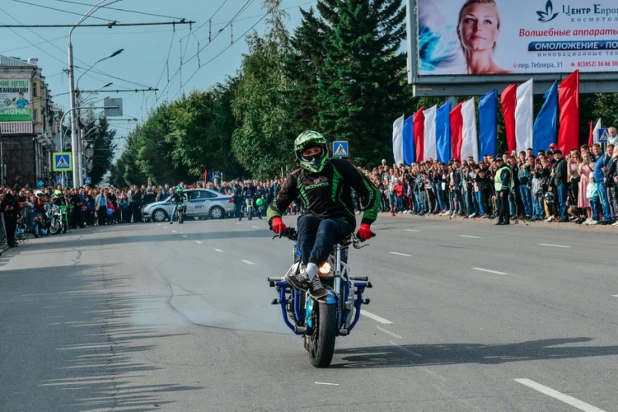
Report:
378,211,618,233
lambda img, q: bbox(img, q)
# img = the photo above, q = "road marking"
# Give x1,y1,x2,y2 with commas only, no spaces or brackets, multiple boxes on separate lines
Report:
613,295,618,298
472,267,507,275
460,235,481,239
214,249,224,253
361,310,393,324
315,382,339,386
172,230,177,233
157,224,161,226
195,241,202,244
389,252,411,257
236,222,242,225
241,260,255,265
252,225,260,229
182,235,188,238
514,379,606,412
377,325,402,339
405,229,420,232
539,243,571,248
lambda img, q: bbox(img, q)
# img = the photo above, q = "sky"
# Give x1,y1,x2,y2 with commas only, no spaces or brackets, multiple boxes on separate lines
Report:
0,0,313,154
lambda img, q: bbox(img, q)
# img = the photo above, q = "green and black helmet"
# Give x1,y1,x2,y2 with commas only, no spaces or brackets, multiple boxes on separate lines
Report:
294,130,329,173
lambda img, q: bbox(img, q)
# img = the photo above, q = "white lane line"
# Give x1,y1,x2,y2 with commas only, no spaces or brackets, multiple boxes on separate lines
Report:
460,235,481,239
315,382,339,386
472,267,508,275
181,235,188,238
361,310,393,325
236,222,242,225
195,241,202,244
514,379,606,412
214,248,224,253
241,260,255,265
539,243,571,248
157,224,161,226
252,225,260,229
405,229,420,232
389,252,411,257
172,230,177,233
613,295,618,298
377,325,402,339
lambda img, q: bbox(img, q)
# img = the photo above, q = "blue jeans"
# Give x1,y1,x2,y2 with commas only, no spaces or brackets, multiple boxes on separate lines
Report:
475,192,485,216
597,183,612,222
519,186,533,216
33,212,46,236
171,203,186,222
395,196,403,212
435,187,445,211
556,183,568,219
591,197,600,221
297,215,354,266
416,191,426,214
532,194,544,219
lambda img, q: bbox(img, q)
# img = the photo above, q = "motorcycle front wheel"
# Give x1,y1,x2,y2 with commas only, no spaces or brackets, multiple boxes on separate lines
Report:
49,218,60,235
308,302,336,368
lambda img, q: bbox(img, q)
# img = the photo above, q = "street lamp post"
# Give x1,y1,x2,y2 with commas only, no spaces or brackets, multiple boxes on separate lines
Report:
68,0,115,187
74,50,122,187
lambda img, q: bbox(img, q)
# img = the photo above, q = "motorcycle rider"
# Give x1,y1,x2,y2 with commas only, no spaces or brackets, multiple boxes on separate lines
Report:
169,186,185,224
267,131,380,298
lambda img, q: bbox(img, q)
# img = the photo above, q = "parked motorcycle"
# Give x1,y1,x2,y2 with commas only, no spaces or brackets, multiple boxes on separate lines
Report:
268,228,373,368
48,205,68,235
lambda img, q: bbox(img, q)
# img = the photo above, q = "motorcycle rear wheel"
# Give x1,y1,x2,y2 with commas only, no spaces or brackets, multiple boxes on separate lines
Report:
308,302,336,368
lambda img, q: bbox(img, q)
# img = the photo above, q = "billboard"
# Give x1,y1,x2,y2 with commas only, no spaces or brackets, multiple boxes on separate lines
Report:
0,79,31,121
408,0,618,95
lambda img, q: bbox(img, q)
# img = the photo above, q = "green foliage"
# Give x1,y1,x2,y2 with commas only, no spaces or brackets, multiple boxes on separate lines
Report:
231,2,296,178
84,116,116,185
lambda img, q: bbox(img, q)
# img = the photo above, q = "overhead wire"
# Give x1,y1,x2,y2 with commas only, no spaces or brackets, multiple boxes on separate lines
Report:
170,0,283,101
212,0,316,25
153,0,254,106
49,0,186,20
9,0,115,22
180,0,228,40
0,5,154,90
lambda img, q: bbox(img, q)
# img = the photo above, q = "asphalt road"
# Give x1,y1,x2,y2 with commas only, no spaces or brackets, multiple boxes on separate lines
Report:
1,214,618,412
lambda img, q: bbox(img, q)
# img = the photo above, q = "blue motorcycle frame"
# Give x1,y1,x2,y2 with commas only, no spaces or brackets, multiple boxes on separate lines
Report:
268,237,372,338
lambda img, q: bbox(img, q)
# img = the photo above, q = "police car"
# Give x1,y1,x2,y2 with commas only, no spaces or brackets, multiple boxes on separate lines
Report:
142,188,235,222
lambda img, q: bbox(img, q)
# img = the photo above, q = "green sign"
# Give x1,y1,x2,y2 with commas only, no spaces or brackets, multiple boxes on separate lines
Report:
0,79,31,122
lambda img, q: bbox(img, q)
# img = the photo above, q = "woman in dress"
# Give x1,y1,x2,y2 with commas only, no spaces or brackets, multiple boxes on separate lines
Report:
578,152,595,224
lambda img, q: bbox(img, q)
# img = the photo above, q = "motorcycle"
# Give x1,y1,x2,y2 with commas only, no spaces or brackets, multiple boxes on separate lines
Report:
245,197,254,220
268,228,373,368
174,202,186,224
48,204,66,235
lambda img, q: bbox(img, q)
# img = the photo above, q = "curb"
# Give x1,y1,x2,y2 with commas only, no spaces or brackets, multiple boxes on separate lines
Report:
377,212,618,233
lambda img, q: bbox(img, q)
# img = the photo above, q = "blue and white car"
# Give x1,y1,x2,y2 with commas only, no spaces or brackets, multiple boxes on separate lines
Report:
142,188,235,222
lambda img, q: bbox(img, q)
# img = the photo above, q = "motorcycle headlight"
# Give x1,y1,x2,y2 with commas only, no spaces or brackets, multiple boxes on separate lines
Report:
318,262,331,275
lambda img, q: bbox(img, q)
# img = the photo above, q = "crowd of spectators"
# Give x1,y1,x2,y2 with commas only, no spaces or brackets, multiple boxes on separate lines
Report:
3,130,618,251
360,127,618,226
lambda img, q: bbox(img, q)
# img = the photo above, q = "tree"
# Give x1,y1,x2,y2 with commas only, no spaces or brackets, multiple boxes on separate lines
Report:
168,84,245,179
316,0,411,166
231,0,296,178
284,7,328,134
85,116,116,185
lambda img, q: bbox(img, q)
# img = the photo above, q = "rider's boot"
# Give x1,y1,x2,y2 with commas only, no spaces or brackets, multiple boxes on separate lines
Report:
308,275,328,299
285,264,310,290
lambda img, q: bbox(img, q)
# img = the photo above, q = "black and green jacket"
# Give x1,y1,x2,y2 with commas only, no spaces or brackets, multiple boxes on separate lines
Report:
267,159,380,227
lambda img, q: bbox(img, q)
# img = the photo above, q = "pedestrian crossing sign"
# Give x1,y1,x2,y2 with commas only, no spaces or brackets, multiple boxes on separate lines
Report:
52,152,72,171
333,141,349,157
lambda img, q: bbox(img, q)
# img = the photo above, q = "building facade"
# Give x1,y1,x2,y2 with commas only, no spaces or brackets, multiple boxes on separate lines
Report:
0,55,60,189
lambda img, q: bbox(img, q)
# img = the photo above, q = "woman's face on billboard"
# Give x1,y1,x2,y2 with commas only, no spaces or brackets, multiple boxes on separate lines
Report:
458,3,500,53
